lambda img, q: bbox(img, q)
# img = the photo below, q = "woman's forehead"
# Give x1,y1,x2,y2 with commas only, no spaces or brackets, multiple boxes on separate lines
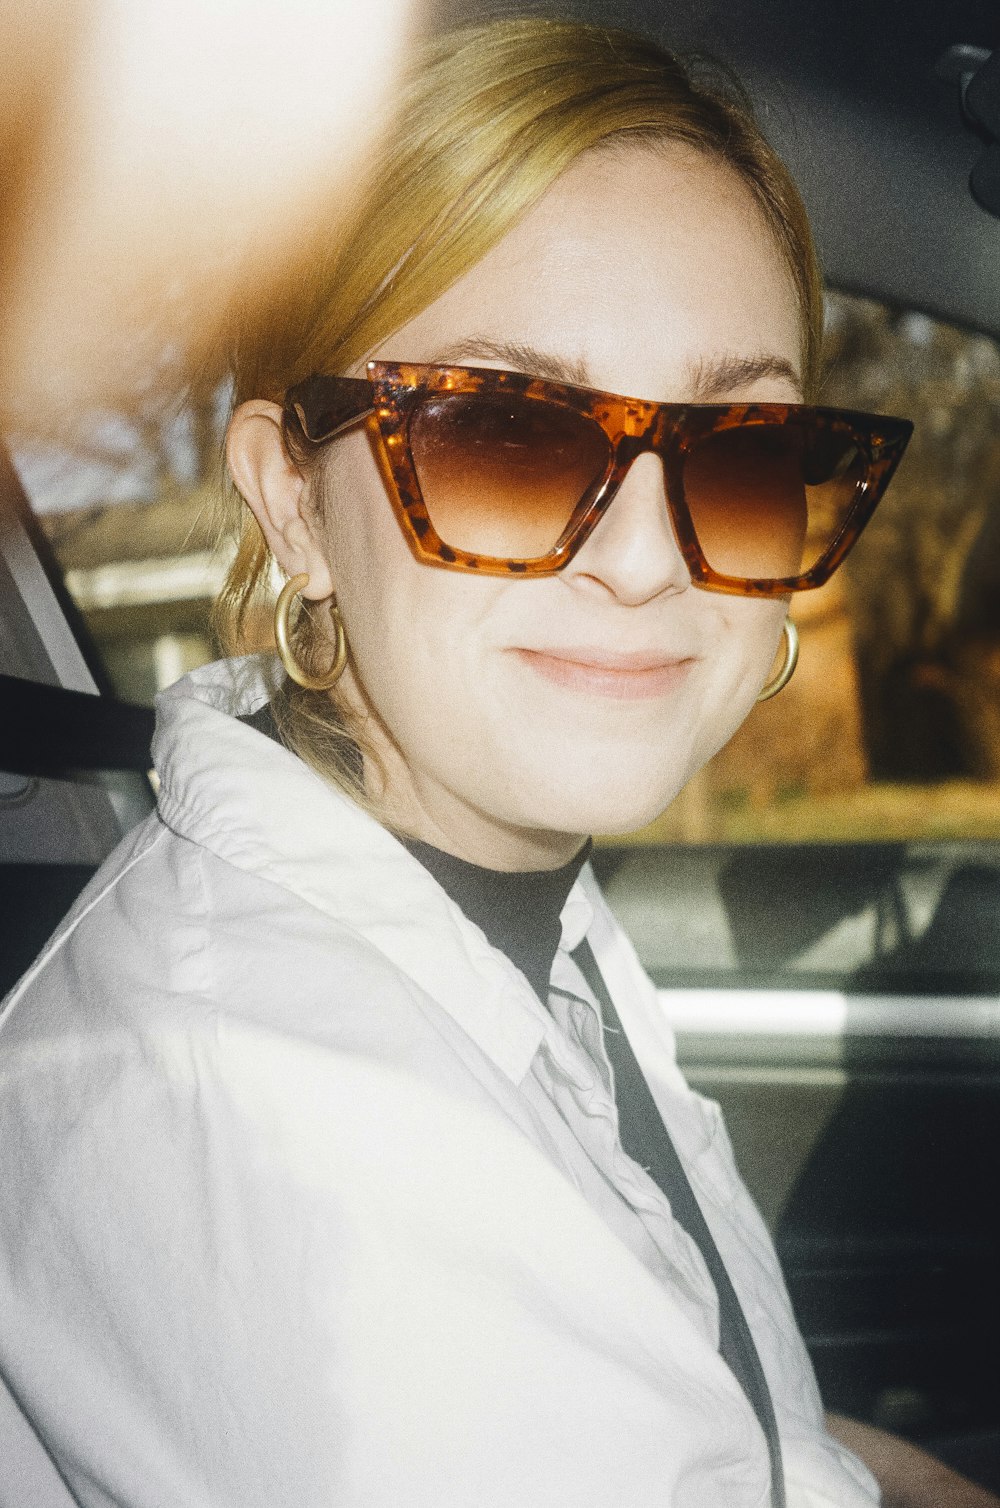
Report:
376,143,803,402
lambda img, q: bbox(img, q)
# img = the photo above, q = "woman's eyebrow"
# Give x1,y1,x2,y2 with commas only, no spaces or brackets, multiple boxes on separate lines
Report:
426,336,590,385
423,341,803,399
687,353,804,399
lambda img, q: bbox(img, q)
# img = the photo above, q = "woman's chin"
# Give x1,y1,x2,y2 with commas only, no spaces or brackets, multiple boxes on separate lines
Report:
518,773,691,843
585,794,681,839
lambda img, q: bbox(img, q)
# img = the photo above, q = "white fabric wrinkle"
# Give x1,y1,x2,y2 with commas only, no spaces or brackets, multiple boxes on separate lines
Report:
546,952,722,1326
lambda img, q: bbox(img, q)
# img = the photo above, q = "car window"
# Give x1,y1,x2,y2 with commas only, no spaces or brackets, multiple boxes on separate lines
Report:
13,385,231,707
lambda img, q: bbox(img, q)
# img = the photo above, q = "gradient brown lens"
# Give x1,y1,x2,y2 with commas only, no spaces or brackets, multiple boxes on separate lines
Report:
682,421,866,582
409,393,610,558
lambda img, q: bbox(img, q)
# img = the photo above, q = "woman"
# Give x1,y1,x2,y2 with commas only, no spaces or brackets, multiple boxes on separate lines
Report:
0,18,925,1508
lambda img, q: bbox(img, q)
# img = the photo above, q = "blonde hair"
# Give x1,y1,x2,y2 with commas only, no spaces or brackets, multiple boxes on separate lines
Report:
216,16,823,802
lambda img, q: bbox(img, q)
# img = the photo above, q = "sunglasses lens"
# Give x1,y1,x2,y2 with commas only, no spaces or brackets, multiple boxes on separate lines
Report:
409,393,610,559
683,420,867,582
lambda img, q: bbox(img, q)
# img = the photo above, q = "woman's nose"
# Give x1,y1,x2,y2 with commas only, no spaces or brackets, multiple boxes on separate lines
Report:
564,452,691,605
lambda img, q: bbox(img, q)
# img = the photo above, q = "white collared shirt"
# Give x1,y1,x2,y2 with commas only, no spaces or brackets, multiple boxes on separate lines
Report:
0,657,879,1508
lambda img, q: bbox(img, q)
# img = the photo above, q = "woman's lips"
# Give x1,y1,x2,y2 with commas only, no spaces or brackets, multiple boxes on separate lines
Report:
512,646,696,700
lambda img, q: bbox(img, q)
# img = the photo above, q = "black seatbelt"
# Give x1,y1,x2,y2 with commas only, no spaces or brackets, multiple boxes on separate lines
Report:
571,938,786,1508
0,674,154,776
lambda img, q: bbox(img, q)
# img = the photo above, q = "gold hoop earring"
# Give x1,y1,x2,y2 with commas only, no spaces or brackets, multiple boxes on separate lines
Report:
757,619,799,703
273,572,348,691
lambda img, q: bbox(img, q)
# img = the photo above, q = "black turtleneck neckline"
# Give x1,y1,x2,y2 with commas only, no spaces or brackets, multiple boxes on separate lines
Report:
401,836,592,1004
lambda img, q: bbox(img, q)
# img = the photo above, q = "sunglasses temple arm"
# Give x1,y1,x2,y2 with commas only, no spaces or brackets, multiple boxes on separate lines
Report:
286,374,376,442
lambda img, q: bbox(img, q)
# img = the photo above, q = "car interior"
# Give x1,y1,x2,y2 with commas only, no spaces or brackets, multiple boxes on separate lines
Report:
2,0,1000,1493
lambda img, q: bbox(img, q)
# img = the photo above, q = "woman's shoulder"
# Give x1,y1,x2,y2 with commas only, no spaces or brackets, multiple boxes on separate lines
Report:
0,808,441,1084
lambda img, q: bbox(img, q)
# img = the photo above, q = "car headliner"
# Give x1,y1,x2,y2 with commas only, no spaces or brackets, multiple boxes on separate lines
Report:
432,0,1000,339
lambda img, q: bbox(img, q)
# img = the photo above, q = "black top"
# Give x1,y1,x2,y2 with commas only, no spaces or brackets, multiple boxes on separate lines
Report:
401,836,592,1003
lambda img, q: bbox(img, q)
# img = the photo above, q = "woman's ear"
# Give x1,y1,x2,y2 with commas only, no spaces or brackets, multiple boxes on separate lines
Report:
225,400,335,600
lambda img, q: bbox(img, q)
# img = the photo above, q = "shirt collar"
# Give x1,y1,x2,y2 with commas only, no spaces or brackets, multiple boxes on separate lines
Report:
560,885,594,955
153,656,580,1083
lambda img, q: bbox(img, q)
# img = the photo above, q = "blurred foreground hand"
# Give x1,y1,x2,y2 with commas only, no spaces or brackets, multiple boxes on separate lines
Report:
0,0,418,424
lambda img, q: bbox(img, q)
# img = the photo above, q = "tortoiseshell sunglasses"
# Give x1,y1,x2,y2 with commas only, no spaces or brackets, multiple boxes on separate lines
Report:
285,361,913,598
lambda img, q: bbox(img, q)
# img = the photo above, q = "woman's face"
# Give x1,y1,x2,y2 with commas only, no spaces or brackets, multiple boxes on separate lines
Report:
301,144,801,866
